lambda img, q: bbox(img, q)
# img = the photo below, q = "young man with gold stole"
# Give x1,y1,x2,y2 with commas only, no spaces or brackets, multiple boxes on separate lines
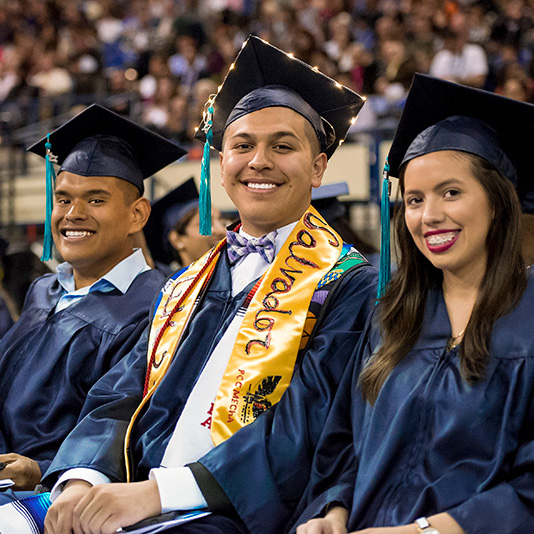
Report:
37,36,378,534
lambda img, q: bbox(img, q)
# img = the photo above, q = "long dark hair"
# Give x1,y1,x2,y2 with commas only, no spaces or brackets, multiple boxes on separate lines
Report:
360,152,528,403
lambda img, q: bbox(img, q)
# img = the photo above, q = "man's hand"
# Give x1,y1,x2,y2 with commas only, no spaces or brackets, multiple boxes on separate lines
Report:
71,479,161,534
0,453,41,490
296,506,348,534
44,479,93,534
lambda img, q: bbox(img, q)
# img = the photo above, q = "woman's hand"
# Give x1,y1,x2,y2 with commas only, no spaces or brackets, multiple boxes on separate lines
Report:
349,513,465,534
296,506,349,534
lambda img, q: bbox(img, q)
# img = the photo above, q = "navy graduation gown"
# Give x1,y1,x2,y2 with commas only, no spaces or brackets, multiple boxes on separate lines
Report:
0,269,165,477
292,269,534,534
44,252,378,489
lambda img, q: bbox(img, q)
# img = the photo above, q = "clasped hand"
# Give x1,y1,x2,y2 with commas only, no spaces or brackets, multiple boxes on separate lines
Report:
44,479,161,534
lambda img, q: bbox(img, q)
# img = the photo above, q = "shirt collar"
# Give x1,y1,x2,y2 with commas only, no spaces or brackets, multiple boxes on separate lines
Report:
56,248,150,295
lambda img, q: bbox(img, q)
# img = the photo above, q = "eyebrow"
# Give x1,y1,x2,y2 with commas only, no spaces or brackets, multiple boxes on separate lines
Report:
54,189,113,197
228,130,301,142
404,178,463,196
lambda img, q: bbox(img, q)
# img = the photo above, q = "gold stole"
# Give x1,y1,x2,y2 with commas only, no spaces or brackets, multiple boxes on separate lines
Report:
123,207,342,479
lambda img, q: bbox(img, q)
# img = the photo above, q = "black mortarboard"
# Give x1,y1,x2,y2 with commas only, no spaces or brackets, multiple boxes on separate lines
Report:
28,104,187,194
387,73,534,213
196,35,364,159
144,177,199,265
194,35,364,236
27,104,187,261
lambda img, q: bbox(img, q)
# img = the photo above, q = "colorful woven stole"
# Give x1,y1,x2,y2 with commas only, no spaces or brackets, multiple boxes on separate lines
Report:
0,493,51,534
124,207,343,478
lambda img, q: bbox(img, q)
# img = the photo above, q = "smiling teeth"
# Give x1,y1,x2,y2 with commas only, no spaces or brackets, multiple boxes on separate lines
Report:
427,232,457,246
247,182,277,190
65,230,93,238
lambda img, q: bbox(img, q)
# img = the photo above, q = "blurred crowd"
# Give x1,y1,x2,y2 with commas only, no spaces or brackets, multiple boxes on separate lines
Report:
0,0,534,150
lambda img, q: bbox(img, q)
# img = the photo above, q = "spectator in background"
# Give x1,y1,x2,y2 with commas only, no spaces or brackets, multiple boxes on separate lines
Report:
430,12,489,88
30,49,73,97
105,67,135,116
0,48,21,101
324,12,355,73
141,75,177,130
30,48,73,118
161,92,191,145
288,26,318,66
138,51,171,101
495,60,534,101
169,34,207,92
348,42,379,95
490,0,532,52
465,0,493,45
405,8,436,64
63,25,103,97
0,55,38,128
375,38,417,95
502,75,530,100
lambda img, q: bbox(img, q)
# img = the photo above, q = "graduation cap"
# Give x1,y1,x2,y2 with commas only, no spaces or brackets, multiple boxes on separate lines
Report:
144,177,199,265
387,73,534,210
378,73,534,297
195,34,365,235
27,104,187,261
311,181,350,222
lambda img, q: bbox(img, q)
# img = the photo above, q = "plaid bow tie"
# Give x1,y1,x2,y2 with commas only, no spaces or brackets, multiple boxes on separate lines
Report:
226,230,277,265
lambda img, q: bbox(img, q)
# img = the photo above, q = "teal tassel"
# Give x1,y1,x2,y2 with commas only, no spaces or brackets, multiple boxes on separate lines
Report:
41,135,57,261
378,160,391,300
199,106,214,236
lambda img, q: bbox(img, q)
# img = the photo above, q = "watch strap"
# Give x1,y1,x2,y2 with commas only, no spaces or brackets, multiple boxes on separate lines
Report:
415,517,441,534
415,517,431,530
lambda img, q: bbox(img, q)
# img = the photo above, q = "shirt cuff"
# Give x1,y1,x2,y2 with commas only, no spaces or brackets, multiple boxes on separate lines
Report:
50,468,111,502
149,466,207,513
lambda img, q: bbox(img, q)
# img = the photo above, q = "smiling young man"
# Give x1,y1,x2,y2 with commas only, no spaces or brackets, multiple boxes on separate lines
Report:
36,37,378,534
0,105,184,497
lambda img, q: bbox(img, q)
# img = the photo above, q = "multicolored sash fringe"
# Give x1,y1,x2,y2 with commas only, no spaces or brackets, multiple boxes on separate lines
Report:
0,493,51,534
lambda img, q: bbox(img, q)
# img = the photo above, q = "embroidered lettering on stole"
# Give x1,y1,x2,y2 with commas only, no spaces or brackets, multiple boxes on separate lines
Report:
211,208,342,444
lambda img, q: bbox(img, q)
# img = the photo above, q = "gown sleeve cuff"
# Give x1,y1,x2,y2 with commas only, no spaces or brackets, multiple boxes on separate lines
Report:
148,466,208,513
187,462,234,513
50,468,111,501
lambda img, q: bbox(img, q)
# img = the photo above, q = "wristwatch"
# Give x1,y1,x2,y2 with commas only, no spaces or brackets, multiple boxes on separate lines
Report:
415,517,441,534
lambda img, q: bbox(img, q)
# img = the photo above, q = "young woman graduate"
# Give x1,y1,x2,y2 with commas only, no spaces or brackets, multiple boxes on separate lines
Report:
294,74,534,534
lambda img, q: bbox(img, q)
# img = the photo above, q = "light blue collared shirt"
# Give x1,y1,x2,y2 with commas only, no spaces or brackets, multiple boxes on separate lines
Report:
55,248,150,313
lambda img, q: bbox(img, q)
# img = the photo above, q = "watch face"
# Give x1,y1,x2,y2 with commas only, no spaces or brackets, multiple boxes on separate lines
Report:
422,529,440,534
